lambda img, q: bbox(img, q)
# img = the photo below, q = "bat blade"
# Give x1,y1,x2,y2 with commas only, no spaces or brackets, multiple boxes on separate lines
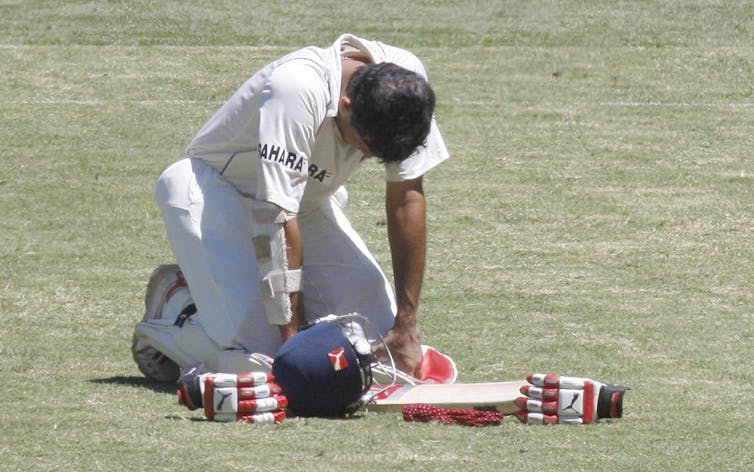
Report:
361,380,527,414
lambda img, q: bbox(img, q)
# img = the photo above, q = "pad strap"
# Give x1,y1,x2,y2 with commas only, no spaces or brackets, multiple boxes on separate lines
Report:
260,268,302,298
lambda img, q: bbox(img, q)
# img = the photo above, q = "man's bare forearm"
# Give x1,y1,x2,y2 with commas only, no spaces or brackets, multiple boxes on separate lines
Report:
383,177,427,376
386,177,427,326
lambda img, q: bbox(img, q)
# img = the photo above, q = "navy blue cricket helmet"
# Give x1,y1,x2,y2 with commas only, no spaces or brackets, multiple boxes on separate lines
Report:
273,320,373,417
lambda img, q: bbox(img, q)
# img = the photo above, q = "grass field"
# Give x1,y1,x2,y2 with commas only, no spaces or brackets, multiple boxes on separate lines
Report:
1,1,752,470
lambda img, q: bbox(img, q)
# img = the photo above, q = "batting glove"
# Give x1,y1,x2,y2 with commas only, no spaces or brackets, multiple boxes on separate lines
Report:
514,373,628,424
177,365,287,424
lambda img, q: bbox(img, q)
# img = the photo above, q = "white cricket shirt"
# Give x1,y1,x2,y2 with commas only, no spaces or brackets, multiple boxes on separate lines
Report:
187,34,450,214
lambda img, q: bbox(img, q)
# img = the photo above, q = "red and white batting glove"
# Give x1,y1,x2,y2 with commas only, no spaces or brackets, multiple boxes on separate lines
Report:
177,366,287,424
514,373,628,425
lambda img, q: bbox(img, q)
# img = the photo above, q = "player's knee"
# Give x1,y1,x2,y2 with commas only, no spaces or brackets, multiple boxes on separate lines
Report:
155,158,192,209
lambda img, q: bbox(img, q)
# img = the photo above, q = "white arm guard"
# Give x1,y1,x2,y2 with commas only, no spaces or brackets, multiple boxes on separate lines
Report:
250,200,302,325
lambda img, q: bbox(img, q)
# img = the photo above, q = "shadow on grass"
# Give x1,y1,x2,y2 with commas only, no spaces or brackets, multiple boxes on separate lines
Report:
89,377,371,422
90,376,176,395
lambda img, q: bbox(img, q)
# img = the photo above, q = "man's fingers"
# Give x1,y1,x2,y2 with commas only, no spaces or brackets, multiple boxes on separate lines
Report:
372,330,420,372
409,360,422,379
389,351,422,379
371,341,387,359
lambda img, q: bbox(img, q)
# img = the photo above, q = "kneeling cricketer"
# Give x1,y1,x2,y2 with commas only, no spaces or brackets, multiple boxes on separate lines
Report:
131,34,628,425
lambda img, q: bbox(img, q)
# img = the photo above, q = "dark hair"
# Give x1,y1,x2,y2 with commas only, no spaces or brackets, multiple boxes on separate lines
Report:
346,62,435,163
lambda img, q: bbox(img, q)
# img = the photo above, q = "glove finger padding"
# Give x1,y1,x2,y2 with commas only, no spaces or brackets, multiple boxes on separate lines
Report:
177,366,287,424
514,373,628,425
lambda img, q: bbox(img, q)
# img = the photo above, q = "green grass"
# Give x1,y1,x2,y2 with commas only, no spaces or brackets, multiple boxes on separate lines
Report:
1,1,752,470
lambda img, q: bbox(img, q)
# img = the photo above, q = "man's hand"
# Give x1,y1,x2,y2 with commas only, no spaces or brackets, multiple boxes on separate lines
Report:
373,326,423,378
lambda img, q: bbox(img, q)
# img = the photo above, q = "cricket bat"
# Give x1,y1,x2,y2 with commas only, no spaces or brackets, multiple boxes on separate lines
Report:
361,380,527,414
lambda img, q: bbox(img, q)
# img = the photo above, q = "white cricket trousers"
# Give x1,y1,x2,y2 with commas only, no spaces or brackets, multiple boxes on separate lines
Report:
155,158,397,356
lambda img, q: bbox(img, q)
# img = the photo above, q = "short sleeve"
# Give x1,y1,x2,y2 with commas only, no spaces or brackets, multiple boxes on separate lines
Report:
384,117,449,181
